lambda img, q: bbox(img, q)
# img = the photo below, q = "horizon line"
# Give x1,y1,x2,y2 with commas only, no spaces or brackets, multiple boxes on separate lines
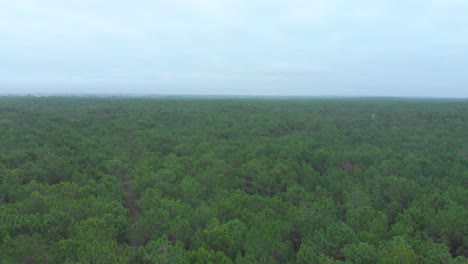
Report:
1,93,467,100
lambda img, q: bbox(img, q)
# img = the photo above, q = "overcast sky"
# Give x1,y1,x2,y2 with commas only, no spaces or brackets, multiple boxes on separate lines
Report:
1,0,467,97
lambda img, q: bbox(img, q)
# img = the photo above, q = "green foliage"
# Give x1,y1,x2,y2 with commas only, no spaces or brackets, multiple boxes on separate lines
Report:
139,236,189,264
0,97,467,263
197,218,247,259
188,247,233,264
380,236,419,264
347,206,388,244
312,221,356,259
343,242,379,264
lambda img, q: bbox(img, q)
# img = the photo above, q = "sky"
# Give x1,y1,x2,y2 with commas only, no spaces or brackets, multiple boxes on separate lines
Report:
1,0,467,97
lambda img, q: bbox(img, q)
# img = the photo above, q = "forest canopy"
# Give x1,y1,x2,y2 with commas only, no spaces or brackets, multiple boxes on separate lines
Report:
0,97,467,263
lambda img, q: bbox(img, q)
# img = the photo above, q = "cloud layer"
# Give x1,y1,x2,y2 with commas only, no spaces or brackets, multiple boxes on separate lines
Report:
1,0,467,96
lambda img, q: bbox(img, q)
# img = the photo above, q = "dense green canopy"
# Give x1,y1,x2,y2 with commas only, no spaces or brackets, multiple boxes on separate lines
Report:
0,97,467,263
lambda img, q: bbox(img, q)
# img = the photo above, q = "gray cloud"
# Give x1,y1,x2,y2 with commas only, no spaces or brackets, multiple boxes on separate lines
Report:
0,0,467,97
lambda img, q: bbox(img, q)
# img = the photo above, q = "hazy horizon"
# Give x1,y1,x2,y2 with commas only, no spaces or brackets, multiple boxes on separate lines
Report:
1,0,468,97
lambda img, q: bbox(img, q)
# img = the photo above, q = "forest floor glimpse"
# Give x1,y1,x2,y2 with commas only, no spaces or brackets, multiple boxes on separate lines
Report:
0,97,467,263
